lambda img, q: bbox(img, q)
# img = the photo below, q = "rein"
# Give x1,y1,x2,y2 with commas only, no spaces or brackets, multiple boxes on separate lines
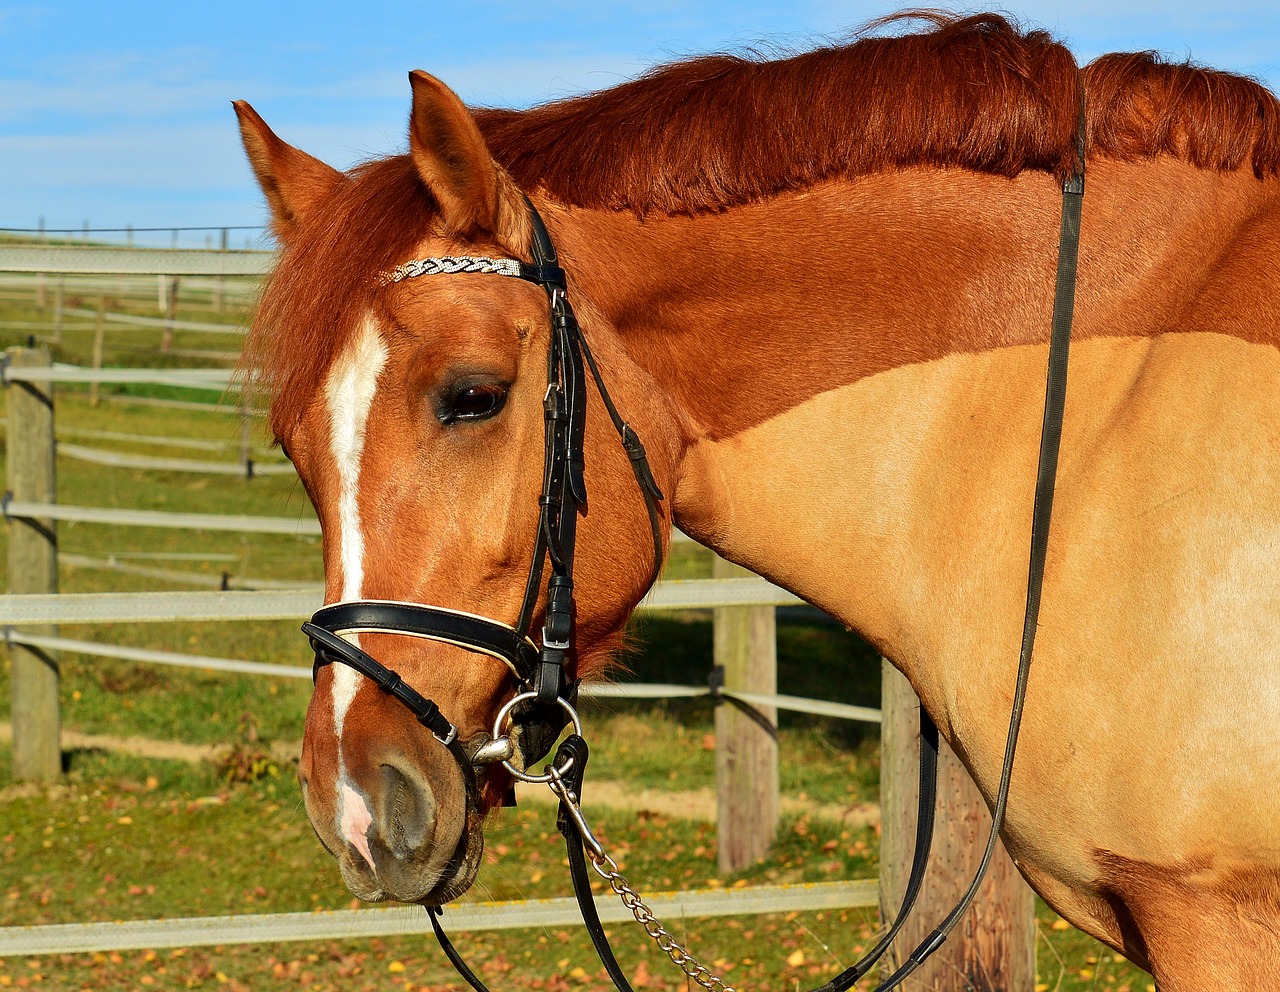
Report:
303,92,1086,991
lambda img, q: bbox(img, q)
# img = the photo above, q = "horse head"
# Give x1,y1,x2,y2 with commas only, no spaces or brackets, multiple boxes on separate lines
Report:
235,73,678,904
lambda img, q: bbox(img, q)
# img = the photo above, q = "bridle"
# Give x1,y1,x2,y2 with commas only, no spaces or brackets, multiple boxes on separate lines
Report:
300,91,1085,992
301,197,666,823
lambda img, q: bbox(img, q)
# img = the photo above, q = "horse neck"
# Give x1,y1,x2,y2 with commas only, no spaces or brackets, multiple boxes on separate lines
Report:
549,171,1054,651
548,162,1271,677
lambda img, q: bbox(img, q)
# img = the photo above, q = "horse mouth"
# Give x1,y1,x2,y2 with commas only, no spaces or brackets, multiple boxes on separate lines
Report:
337,808,486,905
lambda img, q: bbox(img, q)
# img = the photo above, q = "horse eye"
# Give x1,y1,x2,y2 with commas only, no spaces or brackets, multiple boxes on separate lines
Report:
446,383,507,422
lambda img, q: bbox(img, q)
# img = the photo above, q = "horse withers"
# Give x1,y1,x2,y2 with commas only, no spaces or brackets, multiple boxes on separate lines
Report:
235,14,1280,989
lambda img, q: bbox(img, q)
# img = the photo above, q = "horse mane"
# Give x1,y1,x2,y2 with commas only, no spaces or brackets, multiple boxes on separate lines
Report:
248,12,1280,437
475,11,1280,214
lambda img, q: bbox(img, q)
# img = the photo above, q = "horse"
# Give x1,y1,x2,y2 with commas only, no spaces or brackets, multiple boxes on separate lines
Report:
233,13,1280,990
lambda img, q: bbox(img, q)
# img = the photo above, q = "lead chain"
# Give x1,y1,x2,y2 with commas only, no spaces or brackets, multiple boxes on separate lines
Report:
587,851,737,992
550,775,736,992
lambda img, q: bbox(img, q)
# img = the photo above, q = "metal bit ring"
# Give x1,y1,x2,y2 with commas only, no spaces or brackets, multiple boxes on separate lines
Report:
492,691,583,784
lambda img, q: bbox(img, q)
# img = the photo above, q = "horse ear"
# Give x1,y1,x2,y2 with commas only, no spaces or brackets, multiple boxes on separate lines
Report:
233,100,344,238
407,71,528,250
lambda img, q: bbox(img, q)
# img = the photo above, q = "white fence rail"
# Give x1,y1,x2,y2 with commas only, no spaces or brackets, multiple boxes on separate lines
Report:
1,364,235,388
0,244,273,276
60,305,249,336
3,500,321,536
0,880,877,957
1,628,879,725
57,443,294,476
0,578,802,626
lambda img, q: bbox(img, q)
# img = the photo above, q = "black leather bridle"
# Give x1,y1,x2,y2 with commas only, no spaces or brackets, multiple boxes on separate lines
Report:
300,90,1085,992
301,197,665,829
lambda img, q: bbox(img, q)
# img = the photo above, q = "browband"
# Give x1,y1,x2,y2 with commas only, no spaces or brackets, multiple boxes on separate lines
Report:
384,255,566,288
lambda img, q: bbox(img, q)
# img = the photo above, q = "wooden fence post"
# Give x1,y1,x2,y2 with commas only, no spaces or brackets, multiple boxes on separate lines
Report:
215,228,228,313
89,298,106,407
52,280,64,346
160,276,180,352
5,347,61,781
712,556,779,874
880,660,1035,990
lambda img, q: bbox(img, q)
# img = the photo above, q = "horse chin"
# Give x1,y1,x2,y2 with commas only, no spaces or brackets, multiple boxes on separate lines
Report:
336,811,486,906
421,812,487,906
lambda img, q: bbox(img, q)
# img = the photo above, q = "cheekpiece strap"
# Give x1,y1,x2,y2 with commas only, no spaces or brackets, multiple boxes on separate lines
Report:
371,198,663,701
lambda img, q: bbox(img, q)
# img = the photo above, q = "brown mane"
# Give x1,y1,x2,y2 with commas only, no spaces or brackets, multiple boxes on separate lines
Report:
248,12,1280,438
476,11,1280,214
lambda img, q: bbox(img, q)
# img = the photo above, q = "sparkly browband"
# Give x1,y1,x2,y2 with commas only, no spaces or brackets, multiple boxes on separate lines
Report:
383,255,565,287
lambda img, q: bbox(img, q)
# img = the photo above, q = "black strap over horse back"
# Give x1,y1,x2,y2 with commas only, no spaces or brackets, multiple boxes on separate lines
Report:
554,737,640,992
813,707,939,990
866,105,1086,991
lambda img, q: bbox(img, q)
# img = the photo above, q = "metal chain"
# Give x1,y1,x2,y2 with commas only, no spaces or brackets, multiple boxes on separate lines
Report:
383,256,523,284
588,850,737,992
548,773,737,992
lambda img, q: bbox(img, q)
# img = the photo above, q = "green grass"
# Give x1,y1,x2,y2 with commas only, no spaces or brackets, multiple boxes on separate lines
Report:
0,282,1152,991
0,748,1148,992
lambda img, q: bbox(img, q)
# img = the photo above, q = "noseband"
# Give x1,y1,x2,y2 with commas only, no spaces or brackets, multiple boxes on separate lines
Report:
302,199,665,800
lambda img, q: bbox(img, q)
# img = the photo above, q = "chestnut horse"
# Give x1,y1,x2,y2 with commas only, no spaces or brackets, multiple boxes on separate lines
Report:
235,14,1280,990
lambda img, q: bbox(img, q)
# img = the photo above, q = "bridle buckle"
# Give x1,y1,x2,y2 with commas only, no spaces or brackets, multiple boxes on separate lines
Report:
542,632,570,652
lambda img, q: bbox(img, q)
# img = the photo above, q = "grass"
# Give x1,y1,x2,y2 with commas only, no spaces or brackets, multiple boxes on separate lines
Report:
0,748,1148,992
0,280,1152,990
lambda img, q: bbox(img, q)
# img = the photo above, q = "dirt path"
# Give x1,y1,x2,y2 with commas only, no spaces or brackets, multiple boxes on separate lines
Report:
513,779,879,826
0,722,879,826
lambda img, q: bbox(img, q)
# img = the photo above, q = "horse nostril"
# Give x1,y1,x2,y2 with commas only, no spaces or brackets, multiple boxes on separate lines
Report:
376,763,437,856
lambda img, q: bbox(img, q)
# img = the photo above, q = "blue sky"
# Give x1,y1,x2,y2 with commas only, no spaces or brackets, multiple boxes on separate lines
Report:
4,1,1279,245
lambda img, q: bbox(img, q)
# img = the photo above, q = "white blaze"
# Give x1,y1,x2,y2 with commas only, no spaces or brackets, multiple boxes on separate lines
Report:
339,781,376,871
324,315,388,736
